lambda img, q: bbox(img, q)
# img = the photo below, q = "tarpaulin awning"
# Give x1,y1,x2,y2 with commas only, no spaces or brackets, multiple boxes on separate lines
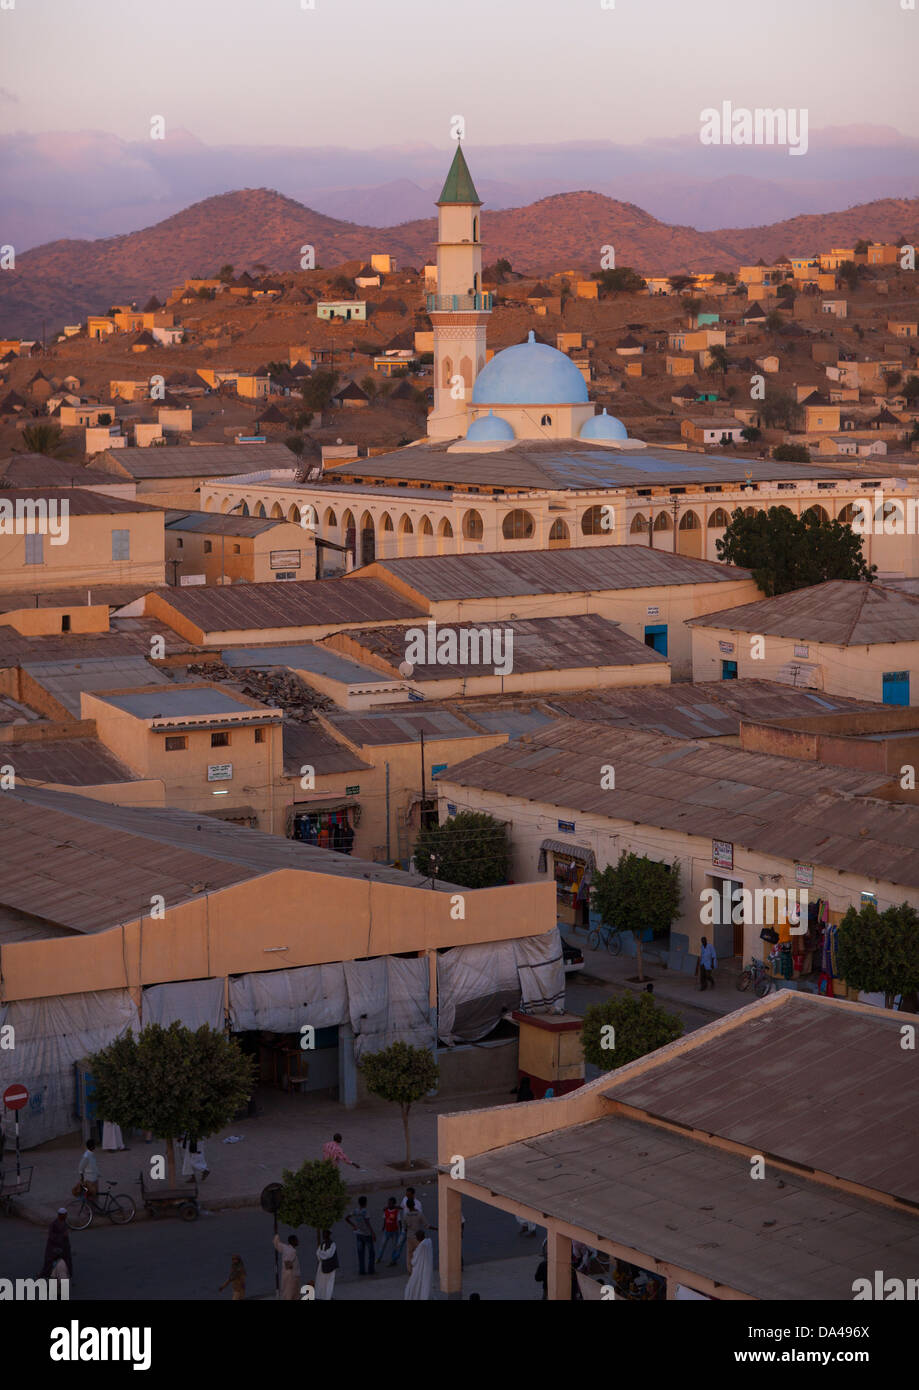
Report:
540,838,596,866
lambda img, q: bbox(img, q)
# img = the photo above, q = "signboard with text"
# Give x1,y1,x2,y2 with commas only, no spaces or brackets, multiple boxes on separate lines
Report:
712,839,733,870
207,764,233,782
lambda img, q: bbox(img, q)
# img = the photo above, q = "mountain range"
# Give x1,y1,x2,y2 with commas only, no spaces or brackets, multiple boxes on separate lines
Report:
2,186,917,339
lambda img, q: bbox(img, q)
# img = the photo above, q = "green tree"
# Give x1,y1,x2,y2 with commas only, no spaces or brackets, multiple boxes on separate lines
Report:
292,409,314,430
594,267,646,295
740,425,761,441
278,1158,349,1237
300,371,339,413
413,810,508,889
285,433,305,458
360,375,377,400
854,239,869,256
771,443,810,462
590,851,681,982
360,1041,438,1168
21,423,64,456
88,1023,254,1185
837,902,919,1009
217,264,234,282
715,504,877,596
838,261,861,291
707,344,730,378
668,274,695,293
581,992,683,1073
683,297,702,320
902,375,919,403
765,310,784,332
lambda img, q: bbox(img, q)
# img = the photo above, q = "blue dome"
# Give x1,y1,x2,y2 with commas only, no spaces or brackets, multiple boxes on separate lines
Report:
580,408,628,441
471,330,589,406
466,410,515,442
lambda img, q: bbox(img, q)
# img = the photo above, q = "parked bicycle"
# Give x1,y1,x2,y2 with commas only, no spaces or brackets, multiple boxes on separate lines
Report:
587,922,623,955
66,1179,136,1230
736,956,775,999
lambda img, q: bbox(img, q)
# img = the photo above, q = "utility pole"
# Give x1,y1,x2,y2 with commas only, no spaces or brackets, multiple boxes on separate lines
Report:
167,559,182,586
420,729,426,825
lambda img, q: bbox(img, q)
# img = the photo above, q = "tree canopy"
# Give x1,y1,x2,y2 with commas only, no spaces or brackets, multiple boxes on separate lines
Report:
837,902,919,1009
278,1157,349,1235
360,1041,438,1167
591,852,681,980
88,1023,253,1184
581,992,683,1072
715,504,877,596
413,809,508,889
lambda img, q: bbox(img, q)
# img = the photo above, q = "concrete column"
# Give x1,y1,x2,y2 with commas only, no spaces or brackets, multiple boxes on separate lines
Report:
546,1226,572,1301
338,1022,358,1108
437,1178,463,1298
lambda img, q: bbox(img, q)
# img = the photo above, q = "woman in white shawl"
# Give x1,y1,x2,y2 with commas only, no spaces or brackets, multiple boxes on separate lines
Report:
404,1226,434,1300
315,1230,338,1300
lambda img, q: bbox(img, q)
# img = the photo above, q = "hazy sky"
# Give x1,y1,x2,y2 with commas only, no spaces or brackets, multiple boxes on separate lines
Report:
1,0,915,148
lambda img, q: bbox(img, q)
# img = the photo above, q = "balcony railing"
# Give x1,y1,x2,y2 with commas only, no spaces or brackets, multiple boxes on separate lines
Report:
426,292,492,313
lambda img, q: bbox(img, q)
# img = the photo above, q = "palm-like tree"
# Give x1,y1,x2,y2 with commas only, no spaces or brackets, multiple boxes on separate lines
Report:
21,423,64,456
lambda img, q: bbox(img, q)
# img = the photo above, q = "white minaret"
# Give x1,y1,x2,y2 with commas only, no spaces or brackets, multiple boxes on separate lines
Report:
427,144,491,440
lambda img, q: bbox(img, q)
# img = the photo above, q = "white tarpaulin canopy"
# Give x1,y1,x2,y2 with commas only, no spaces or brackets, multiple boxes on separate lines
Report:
437,928,564,1043
0,989,139,1150
142,978,225,1032
344,956,433,1059
228,964,348,1033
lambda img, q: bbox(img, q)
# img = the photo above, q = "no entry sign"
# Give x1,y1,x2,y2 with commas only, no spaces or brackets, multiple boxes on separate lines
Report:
2,1084,28,1111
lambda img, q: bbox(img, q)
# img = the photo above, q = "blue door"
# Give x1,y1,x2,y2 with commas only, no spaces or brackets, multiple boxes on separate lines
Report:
644,623,668,656
882,671,910,705
721,660,738,679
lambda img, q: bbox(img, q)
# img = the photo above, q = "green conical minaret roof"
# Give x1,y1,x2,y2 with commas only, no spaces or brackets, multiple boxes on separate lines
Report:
436,144,482,206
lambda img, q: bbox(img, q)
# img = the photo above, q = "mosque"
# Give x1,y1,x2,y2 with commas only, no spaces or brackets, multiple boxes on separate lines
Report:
427,143,635,449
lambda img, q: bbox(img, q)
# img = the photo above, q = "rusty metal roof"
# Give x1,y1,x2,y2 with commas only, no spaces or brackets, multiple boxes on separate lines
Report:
438,718,919,886
6,737,138,787
0,786,460,936
325,707,484,747
337,615,666,680
605,996,919,1204
103,444,297,479
165,509,289,538
154,577,425,635
0,488,160,515
366,546,749,601
463,1110,919,1299
687,580,919,645
282,722,372,777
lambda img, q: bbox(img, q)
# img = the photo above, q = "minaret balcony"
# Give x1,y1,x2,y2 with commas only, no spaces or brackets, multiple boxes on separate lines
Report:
426,292,492,312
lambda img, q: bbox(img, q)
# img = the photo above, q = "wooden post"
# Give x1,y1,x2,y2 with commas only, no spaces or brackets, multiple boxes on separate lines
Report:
437,1177,463,1298
546,1226,572,1301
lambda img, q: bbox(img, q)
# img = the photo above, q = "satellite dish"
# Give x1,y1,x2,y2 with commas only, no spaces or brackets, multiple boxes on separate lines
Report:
398,661,414,677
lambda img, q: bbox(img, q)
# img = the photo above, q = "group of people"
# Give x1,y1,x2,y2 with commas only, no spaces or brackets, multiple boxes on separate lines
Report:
267,1185,435,1302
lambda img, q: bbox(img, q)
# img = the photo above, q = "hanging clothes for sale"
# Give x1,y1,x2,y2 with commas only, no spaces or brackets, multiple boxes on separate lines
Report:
823,923,839,977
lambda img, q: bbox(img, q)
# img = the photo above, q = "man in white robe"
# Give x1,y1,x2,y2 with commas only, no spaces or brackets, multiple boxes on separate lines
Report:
404,1229,434,1300
274,1232,301,1300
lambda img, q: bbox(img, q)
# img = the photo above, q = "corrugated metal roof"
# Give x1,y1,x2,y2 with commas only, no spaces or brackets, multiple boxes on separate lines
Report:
155,577,425,634
103,444,297,478
282,722,372,776
464,1111,919,1299
9,737,139,787
605,999,919,1203
687,580,919,645
325,708,482,747
221,643,394,685
438,719,919,885
338,615,665,679
328,439,861,492
22,656,171,716
0,488,159,515
164,510,287,537
0,786,460,937
99,687,253,718
366,546,749,601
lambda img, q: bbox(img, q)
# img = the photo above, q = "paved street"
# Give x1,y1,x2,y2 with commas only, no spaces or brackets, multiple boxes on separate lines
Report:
0,1183,543,1301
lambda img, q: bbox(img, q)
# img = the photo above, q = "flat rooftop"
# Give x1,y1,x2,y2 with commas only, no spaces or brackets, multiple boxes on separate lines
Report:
152,576,425,633
221,643,395,686
97,686,255,719
102,443,298,479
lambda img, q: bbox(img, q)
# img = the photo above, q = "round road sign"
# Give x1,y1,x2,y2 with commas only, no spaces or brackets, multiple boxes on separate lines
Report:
3,1084,28,1111
260,1182,283,1214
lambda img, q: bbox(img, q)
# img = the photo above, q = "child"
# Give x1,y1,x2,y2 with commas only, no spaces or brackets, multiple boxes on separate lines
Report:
378,1196,402,1266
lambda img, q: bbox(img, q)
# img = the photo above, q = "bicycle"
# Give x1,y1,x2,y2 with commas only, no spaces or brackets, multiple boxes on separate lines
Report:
66,1179,136,1230
587,922,623,955
736,957,775,999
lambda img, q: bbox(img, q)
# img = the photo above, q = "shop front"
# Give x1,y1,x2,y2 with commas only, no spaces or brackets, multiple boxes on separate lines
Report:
288,795,359,853
538,837,596,930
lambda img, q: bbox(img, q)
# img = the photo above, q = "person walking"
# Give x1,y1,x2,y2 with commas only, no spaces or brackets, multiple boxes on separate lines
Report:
218,1254,247,1300
322,1133,359,1169
404,1226,434,1300
101,1120,126,1152
399,1186,422,1218
697,936,718,992
41,1209,73,1280
77,1138,99,1198
346,1194,376,1275
274,1232,301,1300
378,1197,402,1266
315,1231,338,1300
